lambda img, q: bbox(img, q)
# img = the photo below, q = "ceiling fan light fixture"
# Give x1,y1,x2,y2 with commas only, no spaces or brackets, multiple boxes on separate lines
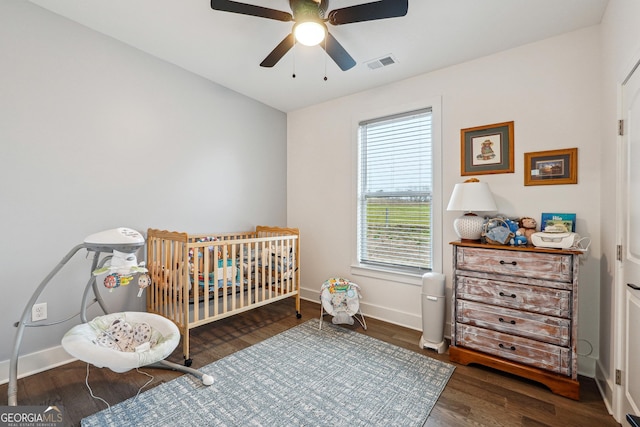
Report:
294,21,326,46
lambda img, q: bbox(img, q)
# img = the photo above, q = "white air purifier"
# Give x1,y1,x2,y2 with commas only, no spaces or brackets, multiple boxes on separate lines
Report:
419,272,447,354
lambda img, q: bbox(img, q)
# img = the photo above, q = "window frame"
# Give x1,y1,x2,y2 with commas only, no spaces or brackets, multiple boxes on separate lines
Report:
350,98,442,285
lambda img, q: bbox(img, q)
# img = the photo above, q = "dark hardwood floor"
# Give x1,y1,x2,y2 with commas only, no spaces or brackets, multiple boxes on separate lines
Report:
1,298,620,426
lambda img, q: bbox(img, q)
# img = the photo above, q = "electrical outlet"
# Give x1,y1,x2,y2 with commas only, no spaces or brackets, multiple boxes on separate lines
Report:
32,302,47,322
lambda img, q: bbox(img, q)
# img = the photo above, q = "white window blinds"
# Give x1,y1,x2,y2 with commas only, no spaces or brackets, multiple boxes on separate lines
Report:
358,108,433,272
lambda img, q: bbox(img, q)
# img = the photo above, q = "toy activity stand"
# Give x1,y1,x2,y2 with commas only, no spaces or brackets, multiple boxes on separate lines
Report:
8,228,212,407
319,277,366,330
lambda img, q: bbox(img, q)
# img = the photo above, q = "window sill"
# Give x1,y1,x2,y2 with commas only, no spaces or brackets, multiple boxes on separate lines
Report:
350,264,424,286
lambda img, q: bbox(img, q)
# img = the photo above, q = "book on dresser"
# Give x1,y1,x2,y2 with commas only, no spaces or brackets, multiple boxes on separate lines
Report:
449,241,581,400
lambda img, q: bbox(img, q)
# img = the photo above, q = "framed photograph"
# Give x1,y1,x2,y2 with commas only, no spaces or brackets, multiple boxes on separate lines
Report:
461,121,514,176
540,213,576,232
524,148,577,186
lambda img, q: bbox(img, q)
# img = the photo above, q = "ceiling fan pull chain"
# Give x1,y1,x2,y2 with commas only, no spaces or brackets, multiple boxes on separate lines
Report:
292,42,296,79
323,38,328,81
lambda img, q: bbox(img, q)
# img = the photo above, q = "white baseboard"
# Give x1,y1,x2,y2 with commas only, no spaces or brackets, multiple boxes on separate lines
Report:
300,288,453,340
0,345,75,385
595,360,615,416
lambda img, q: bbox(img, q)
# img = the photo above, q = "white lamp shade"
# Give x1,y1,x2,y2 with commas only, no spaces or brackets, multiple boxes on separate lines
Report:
294,21,326,46
447,181,498,241
446,182,497,212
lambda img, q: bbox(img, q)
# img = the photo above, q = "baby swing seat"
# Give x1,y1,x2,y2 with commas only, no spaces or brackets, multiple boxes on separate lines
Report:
319,277,366,330
8,228,213,408
62,311,180,373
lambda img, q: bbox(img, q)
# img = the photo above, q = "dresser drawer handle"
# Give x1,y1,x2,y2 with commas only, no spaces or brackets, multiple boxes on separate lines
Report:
499,291,517,298
499,260,517,266
499,343,516,351
498,317,516,325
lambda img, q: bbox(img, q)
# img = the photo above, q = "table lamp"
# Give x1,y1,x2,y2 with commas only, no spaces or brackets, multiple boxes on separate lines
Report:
446,178,498,241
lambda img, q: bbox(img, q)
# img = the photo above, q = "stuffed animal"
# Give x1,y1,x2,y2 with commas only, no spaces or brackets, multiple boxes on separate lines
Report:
518,217,538,240
498,218,525,246
505,218,519,234
511,230,528,246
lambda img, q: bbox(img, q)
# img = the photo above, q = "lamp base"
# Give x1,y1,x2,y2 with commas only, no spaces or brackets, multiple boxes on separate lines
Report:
453,213,485,241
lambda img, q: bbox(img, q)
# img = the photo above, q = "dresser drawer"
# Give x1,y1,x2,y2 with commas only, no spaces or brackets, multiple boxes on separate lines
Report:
455,324,571,375
456,276,571,318
456,247,573,282
456,299,570,346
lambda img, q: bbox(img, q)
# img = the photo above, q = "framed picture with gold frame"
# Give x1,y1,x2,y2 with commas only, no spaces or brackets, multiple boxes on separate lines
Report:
461,121,514,176
524,148,578,186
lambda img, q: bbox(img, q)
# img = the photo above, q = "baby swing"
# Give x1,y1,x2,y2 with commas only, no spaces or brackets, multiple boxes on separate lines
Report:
8,228,212,407
319,277,366,330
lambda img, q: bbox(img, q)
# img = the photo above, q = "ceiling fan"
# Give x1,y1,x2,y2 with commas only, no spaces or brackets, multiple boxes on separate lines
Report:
210,0,409,71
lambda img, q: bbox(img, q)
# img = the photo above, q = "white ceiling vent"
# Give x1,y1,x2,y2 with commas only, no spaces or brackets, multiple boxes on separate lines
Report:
365,54,398,70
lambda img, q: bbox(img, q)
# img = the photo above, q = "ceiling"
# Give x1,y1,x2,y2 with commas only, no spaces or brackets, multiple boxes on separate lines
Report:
28,0,609,112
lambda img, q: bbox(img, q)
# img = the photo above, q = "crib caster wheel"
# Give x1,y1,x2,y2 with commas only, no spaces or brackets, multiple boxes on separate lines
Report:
296,311,302,319
184,358,193,367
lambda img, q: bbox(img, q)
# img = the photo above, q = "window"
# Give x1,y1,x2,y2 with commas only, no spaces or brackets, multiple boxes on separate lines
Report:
358,108,433,273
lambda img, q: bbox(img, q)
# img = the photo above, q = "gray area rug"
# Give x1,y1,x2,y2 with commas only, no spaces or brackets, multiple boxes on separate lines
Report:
82,319,454,426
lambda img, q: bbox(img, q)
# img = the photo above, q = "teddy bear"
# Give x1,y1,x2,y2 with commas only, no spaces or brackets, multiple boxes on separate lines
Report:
518,217,538,241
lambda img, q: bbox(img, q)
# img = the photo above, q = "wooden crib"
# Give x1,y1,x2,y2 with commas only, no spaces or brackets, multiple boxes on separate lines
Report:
146,226,300,365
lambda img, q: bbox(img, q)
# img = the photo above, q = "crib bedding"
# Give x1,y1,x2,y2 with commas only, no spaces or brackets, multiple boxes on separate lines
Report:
239,246,295,272
146,226,300,363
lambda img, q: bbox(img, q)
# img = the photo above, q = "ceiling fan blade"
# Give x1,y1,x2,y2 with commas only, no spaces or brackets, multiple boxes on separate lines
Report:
211,0,292,22
328,0,408,25
260,33,295,67
322,32,356,71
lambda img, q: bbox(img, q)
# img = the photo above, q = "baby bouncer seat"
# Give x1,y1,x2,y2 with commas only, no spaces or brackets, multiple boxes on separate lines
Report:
62,311,181,373
319,277,366,330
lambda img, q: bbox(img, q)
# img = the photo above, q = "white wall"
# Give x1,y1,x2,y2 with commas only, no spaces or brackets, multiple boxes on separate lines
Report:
288,26,602,375
0,1,286,379
597,0,640,415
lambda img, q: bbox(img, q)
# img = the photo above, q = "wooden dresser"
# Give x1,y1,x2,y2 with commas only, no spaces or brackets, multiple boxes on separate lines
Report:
450,241,581,400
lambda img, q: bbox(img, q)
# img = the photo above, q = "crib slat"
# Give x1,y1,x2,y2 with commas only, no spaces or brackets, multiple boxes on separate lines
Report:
213,246,219,317
203,247,210,320
237,242,245,308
